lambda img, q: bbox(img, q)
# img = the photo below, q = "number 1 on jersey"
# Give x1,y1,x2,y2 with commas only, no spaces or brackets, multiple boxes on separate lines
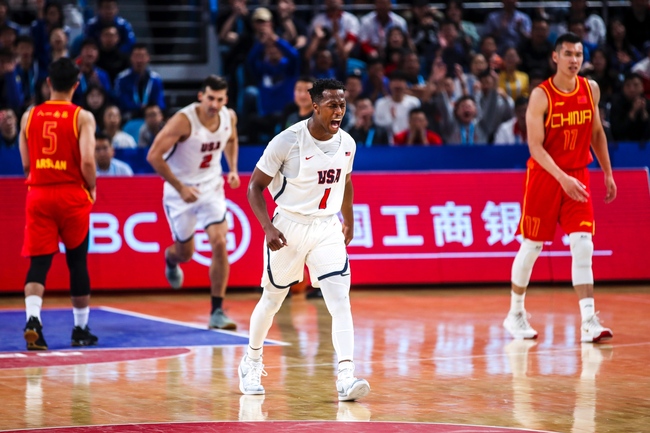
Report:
563,129,578,150
319,188,331,209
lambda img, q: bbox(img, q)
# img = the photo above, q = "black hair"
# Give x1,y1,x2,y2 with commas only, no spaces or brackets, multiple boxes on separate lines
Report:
624,72,643,83
44,2,64,27
97,0,117,6
95,131,111,142
0,46,13,60
80,38,99,51
387,70,409,82
200,74,228,92
477,69,493,79
409,107,427,117
297,75,315,84
48,57,80,92
554,32,582,51
131,42,148,54
514,96,529,108
14,35,34,47
308,78,345,104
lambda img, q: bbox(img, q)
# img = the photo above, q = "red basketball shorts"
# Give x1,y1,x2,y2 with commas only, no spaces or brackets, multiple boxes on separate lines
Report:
517,167,595,242
22,184,93,257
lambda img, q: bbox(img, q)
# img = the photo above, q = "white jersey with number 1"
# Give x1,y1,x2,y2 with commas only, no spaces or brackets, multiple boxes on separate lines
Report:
257,119,356,217
163,103,232,185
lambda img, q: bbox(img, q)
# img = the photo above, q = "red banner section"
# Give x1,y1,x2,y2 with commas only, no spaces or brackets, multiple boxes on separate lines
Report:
1,169,648,292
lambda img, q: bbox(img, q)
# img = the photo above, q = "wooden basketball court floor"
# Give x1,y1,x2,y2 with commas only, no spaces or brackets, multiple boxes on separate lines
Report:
0,285,649,433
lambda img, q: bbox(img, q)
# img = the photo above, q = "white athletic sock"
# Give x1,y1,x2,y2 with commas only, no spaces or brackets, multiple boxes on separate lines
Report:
579,298,595,321
320,274,355,362
25,295,42,322
510,291,526,314
73,307,89,328
247,286,289,360
338,360,354,376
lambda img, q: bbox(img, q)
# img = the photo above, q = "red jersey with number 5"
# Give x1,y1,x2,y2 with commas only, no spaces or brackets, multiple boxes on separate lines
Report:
528,75,595,171
25,101,84,186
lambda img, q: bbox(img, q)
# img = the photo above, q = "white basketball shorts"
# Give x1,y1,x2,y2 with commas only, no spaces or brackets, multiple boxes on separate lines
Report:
262,209,349,289
162,177,226,242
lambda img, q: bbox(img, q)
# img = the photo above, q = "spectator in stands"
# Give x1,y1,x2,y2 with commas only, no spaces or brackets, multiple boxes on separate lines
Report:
519,17,553,80
393,107,443,146
35,79,50,105
454,53,488,99
0,0,20,35
82,84,108,129
310,48,341,80
631,41,650,100
441,95,487,145
31,2,69,66
409,6,439,76
102,105,136,148
498,47,529,99
606,17,642,78
568,19,597,68
73,39,111,106
374,71,421,137
309,0,360,61
138,103,164,148
478,36,500,70
244,20,300,143
280,75,314,129
439,20,470,73
610,73,650,142
114,43,166,121
85,0,135,54
476,69,513,143
0,47,23,113
0,107,17,148
555,0,606,46
49,27,69,62
0,23,16,51
483,0,531,52
400,51,427,95
383,27,414,75
358,0,408,60
622,0,650,53
96,23,130,82
342,72,363,130
445,0,480,51
95,131,134,176
528,70,547,93
348,96,391,146
275,0,308,52
362,57,390,103
494,96,528,145
584,48,622,102
14,36,46,111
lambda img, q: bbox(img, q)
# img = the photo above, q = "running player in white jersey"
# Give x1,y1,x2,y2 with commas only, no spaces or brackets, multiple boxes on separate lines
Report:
239,78,370,401
147,75,240,330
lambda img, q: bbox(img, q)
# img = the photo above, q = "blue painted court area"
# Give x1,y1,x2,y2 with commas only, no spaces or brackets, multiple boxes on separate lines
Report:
0,307,269,352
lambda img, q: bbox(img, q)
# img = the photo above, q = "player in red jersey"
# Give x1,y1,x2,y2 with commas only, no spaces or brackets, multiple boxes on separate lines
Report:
503,33,617,343
18,58,98,350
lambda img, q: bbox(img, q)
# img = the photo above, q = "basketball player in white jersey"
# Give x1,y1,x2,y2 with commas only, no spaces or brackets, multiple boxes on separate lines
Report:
239,79,370,401
147,75,240,330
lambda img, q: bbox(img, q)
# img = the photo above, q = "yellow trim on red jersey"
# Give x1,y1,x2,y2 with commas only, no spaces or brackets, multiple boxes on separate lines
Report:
548,76,581,97
73,106,82,139
583,77,596,112
24,107,35,140
540,84,554,128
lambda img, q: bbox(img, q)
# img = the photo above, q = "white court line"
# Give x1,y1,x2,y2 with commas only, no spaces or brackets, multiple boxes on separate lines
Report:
98,306,289,346
349,250,613,260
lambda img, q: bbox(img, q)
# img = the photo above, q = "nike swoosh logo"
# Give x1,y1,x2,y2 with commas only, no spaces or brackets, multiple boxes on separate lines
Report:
306,155,315,160
341,273,350,277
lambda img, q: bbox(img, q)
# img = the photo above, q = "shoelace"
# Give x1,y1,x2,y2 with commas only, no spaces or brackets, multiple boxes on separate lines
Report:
513,312,532,329
583,312,604,329
247,360,268,384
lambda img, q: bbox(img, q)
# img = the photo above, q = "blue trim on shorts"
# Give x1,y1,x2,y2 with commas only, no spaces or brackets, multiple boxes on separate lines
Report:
266,245,297,289
317,256,349,281
273,176,288,201
204,214,227,230
164,204,194,244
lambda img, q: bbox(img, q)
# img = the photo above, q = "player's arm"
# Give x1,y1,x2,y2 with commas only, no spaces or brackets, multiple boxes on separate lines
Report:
146,112,198,203
341,173,354,246
77,110,97,200
224,108,240,189
18,109,31,176
247,168,287,251
526,87,589,202
588,80,617,203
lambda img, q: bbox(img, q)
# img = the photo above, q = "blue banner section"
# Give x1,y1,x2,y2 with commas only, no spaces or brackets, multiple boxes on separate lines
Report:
1,142,649,176
0,308,271,352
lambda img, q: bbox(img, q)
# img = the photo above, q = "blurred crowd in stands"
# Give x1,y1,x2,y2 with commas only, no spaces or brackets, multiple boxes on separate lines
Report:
1,0,650,175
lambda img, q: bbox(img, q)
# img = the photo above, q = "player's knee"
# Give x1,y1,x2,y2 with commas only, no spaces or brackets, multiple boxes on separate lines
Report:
259,288,287,315
320,274,352,318
511,239,543,287
570,232,594,285
174,246,194,263
25,254,54,286
209,234,228,253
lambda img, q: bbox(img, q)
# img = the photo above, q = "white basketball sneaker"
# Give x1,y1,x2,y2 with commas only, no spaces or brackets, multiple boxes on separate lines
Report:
238,355,267,395
336,363,370,402
503,311,538,340
581,313,613,343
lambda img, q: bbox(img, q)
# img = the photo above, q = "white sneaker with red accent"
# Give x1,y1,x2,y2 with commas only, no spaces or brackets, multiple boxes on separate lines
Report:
503,311,538,340
581,313,613,343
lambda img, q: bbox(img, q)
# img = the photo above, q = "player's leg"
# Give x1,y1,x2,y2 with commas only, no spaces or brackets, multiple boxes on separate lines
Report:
307,217,369,401
22,188,59,350
239,215,304,395
162,196,197,289
505,168,560,339
204,220,236,329
24,254,53,350
65,234,98,346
